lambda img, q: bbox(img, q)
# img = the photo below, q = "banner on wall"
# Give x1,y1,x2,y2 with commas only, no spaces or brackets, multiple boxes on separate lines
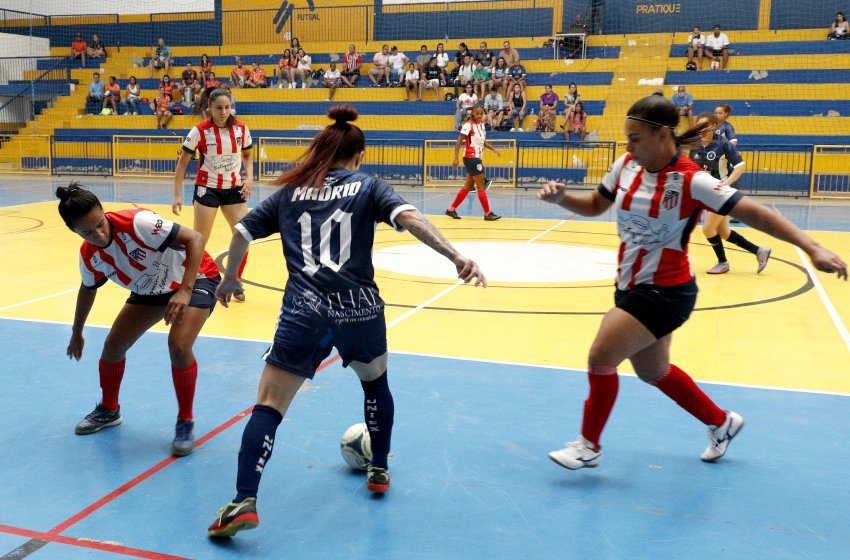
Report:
603,0,760,33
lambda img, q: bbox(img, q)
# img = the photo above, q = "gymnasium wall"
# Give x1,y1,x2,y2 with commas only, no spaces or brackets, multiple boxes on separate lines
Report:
769,0,842,30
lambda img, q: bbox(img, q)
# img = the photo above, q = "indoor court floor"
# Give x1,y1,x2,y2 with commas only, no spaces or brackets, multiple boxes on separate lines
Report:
0,176,848,559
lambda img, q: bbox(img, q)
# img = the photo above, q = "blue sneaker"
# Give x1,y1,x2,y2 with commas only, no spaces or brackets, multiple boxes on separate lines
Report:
172,419,195,456
75,403,122,435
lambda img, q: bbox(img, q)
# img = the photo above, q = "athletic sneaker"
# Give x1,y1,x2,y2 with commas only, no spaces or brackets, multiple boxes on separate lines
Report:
707,261,730,274
445,209,461,219
484,179,493,191
756,246,772,274
367,466,390,493
172,419,195,457
548,436,601,470
75,403,122,435
484,212,502,221
207,497,259,538
701,411,745,462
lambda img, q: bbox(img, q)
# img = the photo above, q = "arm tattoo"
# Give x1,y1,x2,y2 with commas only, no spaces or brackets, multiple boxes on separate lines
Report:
401,211,459,262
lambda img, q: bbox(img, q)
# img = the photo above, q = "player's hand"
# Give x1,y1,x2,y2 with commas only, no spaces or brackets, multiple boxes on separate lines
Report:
67,331,84,361
452,157,460,168
172,196,182,216
215,277,241,308
165,288,191,325
454,255,487,288
810,247,848,280
240,178,253,200
537,181,568,204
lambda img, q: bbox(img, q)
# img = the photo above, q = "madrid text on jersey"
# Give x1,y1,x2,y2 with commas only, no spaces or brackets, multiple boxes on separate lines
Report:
291,181,362,202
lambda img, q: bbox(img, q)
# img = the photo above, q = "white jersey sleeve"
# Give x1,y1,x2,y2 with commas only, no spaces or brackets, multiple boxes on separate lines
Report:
689,171,742,215
183,125,201,152
598,153,630,201
132,210,179,251
459,121,472,136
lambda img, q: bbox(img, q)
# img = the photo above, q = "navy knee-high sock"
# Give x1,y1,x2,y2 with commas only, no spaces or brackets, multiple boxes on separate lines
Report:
361,371,394,470
235,404,283,502
727,230,760,255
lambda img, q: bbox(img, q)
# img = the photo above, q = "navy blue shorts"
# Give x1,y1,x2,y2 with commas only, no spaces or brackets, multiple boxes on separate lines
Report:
614,279,698,339
193,185,246,208
463,157,484,177
125,276,221,310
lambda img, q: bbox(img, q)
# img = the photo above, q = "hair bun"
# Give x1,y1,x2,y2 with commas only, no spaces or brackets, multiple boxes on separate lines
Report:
327,104,358,125
55,183,81,201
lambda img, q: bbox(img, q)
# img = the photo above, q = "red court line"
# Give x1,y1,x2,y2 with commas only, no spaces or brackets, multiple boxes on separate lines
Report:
0,523,189,560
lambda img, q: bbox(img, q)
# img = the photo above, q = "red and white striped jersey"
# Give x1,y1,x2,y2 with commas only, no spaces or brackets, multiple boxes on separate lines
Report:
598,152,742,290
183,119,253,189
459,120,486,159
79,208,219,295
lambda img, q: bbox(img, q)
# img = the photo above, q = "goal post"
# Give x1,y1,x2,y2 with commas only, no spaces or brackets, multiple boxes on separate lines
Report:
423,139,517,188
810,146,850,199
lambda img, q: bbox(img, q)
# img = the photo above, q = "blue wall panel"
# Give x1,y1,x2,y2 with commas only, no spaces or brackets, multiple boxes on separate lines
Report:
600,0,760,34
374,8,553,41
770,0,844,29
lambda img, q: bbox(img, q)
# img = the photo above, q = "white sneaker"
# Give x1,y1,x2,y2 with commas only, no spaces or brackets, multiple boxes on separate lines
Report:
548,436,601,470
756,247,771,273
707,261,730,274
518,127,524,132
509,127,515,132
301,82,306,89
701,411,745,462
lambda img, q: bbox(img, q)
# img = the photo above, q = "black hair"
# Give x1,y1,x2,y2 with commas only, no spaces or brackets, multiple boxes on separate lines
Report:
626,95,712,148
56,182,102,229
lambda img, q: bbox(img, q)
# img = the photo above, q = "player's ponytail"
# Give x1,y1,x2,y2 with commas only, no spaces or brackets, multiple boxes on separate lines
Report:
626,95,713,150
273,104,366,188
56,182,103,229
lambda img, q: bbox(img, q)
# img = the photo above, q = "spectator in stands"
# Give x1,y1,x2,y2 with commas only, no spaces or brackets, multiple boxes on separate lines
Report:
295,48,312,88
416,45,431,72
102,75,120,115
388,46,409,86
536,84,558,132
472,61,491,99
230,58,251,88
483,86,506,130
341,44,363,87
70,33,87,68
420,56,442,100
322,62,341,101
205,71,222,89
149,37,172,78
179,62,202,102
687,26,706,70
504,59,527,92
290,37,302,52
454,43,471,70
245,62,268,88
404,62,421,101
87,34,106,62
159,74,176,99
474,41,494,68
562,82,580,115
566,14,589,59
278,49,296,88
489,57,509,95
86,72,104,113
455,83,478,130
672,85,694,126
434,43,450,85
453,55,475,97
199,54,213,83
704,25,730,70
153,86,173,129
123,76,140,115
508,82,527,131
828,12,850,39
499,40,520,67
565,100,587,141
368,45,391,87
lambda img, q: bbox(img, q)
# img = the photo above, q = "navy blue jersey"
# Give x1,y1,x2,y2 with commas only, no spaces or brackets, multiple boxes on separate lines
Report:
689,137,744,180
714,121,736,144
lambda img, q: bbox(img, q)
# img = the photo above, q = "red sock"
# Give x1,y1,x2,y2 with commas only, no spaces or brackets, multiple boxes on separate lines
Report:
448,188,470,211
651,364,726,426
99,358,125,412
172,361,198,421
580,365,619,449
237,249,248,280
476,188,491,215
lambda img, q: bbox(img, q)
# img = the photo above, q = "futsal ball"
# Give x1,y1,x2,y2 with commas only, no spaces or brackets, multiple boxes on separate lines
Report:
340,423,372,471
100,107,113,115
710,60,720,70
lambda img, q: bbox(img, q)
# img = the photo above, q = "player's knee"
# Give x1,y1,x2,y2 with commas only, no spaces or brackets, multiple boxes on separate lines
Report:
168,340,194,364
635,367,665,384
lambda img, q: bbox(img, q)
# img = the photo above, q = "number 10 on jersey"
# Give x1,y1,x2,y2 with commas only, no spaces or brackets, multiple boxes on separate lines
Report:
297,209,353,276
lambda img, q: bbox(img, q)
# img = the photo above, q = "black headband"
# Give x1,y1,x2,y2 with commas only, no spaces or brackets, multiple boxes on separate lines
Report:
627,115,675,130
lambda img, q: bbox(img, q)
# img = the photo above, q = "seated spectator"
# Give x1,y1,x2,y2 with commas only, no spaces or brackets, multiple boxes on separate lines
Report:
388,46,408,86
246,62,268,88
419,57,442,100
152,86,172,129
472,61,490,99
205,71,223,89
87,34,106,61
368,45,390,87
290,37,302,52
828,12,850,39
278,49,296,88
434,43,450,84
536,84,558,132
499,40,520,67
704,25,730,70
474,41,494,68
566,101,587,141
341,44,363,87
159,74,176,99
453,55,474,96
483,86,506,130
416,45,431,72
453,42,471,71
122,76,141,115
402,62,421,101
507,82,527,131
102,75,120,114
149,37,171,78
562,82,580,116
455,83,478,130
86,72,104,112
686,26,705,69
566,14,589,59
198,53,213,83
505,60,527,92
230,58,251,87
295,48,312,88
672,85,694,126
489,57,509,95
322,62,341,101
70,33,87,67
179,62,202,102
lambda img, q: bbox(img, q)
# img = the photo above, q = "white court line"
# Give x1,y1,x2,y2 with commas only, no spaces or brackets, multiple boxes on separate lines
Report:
0,288,79,312
793,246,850,352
